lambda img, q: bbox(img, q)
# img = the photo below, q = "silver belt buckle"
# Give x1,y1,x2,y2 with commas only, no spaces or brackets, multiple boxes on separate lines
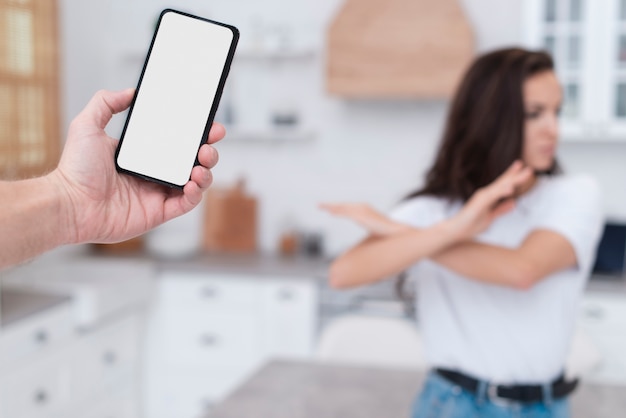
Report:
487,383,512,407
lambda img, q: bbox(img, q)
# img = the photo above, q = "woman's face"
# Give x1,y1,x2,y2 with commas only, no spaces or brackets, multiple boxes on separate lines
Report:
522,70,562,172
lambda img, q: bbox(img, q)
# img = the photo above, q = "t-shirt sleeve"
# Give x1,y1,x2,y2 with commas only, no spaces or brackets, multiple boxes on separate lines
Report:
389,196,445,278
533,175,605,273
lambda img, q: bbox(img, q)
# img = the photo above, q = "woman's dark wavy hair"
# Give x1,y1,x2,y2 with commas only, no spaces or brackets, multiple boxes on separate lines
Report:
407,47,560,202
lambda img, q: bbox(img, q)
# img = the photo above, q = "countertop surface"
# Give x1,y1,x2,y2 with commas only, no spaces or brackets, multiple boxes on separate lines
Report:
68,250,626,294
4,247,626,293
208,360,423,418
208,360,626,418
1,288,70,328
156,252,331,279
585,276,626,294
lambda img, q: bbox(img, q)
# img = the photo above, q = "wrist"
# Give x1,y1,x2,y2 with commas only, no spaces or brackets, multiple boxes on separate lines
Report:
437,218,469,244
44,170,79,245
387,222,414,236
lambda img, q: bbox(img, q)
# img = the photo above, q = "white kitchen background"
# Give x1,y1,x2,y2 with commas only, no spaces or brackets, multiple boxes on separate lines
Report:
58,0,626,256
2,1,626,418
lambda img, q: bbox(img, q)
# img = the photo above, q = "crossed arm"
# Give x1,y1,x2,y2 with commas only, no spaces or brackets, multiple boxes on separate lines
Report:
327,222,576,291
322,162,578,290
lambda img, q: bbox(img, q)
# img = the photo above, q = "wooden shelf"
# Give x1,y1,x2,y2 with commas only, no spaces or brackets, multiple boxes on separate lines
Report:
234,48,317,62
224,127,316,143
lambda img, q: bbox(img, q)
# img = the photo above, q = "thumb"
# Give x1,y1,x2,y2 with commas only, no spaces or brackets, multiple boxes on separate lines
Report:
78,88,135,130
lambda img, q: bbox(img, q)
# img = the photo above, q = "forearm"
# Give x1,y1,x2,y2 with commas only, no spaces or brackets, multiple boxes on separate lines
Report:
432,241,540,289
329,220,461,289
0,174,72,269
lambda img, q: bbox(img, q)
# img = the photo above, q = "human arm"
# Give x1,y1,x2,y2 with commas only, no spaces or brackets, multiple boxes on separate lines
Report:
322,218,463,289
321,162,533,289
432,230,577,290
432,175,604,289
0,89,225,269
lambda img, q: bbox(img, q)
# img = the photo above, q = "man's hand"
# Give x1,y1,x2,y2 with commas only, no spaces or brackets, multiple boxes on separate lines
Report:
49,89,226,245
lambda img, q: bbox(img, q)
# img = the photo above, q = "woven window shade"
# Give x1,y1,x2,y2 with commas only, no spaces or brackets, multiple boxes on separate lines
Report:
0,0,60,179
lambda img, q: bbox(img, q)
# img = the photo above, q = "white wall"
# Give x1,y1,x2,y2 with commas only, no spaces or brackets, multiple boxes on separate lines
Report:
59,0,626,256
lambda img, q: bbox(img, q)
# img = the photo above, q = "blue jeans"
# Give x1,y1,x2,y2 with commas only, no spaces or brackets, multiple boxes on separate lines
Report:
412,371,570,418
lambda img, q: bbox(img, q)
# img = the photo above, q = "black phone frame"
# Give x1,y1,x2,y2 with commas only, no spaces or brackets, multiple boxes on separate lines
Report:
114,8,239,189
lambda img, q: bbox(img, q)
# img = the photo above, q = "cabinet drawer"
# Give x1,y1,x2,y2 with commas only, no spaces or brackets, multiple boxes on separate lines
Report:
261,280,318,358
0,305,73,372
159,273,259,312
71,315,141,401
0,352,71,418
581,332,626,385
161,311,262,368
147,369,253,418
580,294,626,330
79,394,138,418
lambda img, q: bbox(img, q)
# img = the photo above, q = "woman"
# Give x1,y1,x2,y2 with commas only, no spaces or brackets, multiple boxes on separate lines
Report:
321,48,604,417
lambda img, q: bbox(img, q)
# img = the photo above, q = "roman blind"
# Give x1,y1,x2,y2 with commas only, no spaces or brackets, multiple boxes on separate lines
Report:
0,0,60,179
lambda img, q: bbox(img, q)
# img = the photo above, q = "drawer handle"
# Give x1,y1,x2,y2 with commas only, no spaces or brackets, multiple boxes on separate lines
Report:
585,307,605,319
200,286,219,299
103,350,117,366
34,389,48,405
199,334,219,347
278,289,295,301
34,330,48,345
201,397,215,412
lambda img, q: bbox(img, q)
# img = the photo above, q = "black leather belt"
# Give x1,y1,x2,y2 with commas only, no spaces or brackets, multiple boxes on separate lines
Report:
435,368,578,404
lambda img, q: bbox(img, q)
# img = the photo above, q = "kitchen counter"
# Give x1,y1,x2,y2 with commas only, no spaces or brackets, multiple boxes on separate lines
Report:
1,254,155,329
80,250,411,325
9,247,626,295
208,360,422,418
586,276,626,294
1,288,70,328
156,252,331,280
207,360,626,418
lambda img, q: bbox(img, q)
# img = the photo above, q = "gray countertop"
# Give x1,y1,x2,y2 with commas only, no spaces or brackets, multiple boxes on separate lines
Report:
1,288,70,328
585,276,626,294
156,252,331,279
208,360,423,418
92,250,626,295
208,360,626,418
7,247,626,294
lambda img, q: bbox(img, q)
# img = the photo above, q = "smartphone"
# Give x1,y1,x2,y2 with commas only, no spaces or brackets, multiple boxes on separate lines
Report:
115,9,239,189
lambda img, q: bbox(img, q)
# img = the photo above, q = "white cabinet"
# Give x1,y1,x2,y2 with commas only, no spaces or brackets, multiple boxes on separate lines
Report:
579,292,626,385
0,349,72,418
0,304,145,418
70,314,143,412
260,280,318,358
523,0,626,142
144,271,319,418
0,304,73,372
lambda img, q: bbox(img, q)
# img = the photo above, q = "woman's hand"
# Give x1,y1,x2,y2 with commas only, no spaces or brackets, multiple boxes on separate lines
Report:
320,203,412,237
450,161,533,241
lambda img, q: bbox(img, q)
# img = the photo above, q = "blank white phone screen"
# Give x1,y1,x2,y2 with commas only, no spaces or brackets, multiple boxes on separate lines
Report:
117,11,234,187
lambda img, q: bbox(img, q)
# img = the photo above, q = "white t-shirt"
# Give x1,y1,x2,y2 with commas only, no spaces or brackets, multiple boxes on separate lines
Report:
390,174,604,384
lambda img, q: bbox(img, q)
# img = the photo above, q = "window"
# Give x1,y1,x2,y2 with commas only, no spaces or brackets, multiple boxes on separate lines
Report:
525,0,626,141
0,0,60,179
539,0,585,119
